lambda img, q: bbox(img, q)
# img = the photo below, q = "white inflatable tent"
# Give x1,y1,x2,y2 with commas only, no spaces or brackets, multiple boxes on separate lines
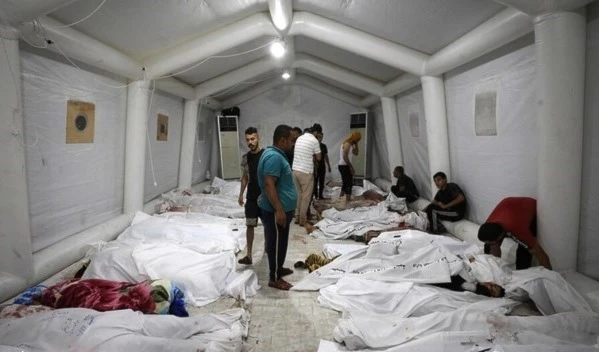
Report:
0,0,598,307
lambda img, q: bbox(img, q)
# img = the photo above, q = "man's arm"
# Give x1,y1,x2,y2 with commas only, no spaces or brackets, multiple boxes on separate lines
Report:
314,152,322,162
342,143,354,174
263,174,287,226
238,168,248,206
443,193,465,209
325,154,331,172
352,143,359,156
531,243,552,270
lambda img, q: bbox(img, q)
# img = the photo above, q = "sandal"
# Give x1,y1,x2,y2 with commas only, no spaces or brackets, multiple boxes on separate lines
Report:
238,256,252,265
278,267,293,277
268,278,293,291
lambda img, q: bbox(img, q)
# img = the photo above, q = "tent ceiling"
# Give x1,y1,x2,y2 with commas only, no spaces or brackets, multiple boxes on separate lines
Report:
174,36,273,86
296,69,370,97
295,36,401,82
293,0,507,54
17,0,513,101
211,70,277,100
49,0,268,59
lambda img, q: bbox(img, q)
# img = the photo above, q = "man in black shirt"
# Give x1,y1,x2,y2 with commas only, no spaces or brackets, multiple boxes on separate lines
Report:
313,132,332,199
390,166,419,203
238,127,265,265
424,171,467,234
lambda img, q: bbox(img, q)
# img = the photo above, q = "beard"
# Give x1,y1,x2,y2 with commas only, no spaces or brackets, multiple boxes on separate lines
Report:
248,144,257,151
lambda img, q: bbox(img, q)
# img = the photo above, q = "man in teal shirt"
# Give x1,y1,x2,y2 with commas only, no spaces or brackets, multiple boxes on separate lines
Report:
257,124,298,290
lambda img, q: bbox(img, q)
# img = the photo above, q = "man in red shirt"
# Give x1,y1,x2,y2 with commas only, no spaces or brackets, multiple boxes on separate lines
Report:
477,197,552,270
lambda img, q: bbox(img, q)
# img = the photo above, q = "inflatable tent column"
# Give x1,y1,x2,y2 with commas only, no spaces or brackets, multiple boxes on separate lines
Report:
421,76,451,194
0,26,34,281
535,10,586,271
178,99,200,189
123,80,150,213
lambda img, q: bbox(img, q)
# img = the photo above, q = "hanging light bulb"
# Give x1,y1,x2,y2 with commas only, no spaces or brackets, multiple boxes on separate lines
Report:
282,71,291,80
270,39,286,59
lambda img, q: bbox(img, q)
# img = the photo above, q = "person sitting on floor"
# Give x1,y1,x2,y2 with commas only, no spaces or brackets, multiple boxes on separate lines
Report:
424,172,467,234
390,166,419,203
478,197,552,270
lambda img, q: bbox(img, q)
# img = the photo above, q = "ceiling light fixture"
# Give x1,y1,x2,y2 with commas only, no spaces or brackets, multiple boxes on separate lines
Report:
282,71,291,80
270,39,286,59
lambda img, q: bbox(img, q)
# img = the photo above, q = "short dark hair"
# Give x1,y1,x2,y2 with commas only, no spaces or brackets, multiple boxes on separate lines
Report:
304,127,311,133
478,222,504,242
273,124,292,144
245,127,258,135
293,127,302,134
433,172,447,180
395,166,404,173
311,123,322,133
476,283,506,298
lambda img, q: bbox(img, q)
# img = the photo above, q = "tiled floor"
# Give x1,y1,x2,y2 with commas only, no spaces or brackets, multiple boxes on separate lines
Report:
190,222,352,352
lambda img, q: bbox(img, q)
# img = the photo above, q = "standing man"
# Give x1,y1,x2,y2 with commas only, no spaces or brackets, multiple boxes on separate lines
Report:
478,197,552,270
391,166,419,203
285,127,303,168
292,124,322,226
313,132,332,200
237,127,264,265
424,172,467,234
257,125,297,290
338,132,361,202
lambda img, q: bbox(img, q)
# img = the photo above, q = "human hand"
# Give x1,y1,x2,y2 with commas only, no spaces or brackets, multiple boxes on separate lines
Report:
275,209,287,227
238,195,244,207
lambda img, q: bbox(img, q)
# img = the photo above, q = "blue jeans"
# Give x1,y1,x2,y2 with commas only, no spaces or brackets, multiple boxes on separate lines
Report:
260,209,294,280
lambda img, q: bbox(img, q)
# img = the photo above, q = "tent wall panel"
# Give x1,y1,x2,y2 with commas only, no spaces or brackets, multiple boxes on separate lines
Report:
21,51,127,252
143,92,184,201
237,85,361,182
579,4,599,278
396,89,432,200
444,44,537,224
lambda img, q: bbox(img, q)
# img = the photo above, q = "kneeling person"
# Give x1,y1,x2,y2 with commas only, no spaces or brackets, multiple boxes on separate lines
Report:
478,197,552,270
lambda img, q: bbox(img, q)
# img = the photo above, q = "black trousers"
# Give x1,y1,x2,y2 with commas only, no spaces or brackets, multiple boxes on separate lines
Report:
338,165,353,195
313,165,326,198
260,209,294,280
424,204,464,233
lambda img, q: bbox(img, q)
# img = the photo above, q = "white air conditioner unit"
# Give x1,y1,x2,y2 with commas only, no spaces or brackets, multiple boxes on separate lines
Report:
217,115,241,180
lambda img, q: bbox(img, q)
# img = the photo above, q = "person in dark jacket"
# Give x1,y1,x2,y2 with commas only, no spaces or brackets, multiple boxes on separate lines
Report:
390,166,419,203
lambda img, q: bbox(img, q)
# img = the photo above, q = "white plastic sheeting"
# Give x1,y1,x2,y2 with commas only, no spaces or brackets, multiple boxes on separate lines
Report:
144,91,184,201
237,85,361,181
444,44,537,223
396,89,432,200
0,308,247,352
21,51,127,252
579,4,599,279
83,212,258,306
332,310,599,351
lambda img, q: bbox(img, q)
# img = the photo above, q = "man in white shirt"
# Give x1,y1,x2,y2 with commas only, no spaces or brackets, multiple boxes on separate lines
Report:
292,124,322,226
